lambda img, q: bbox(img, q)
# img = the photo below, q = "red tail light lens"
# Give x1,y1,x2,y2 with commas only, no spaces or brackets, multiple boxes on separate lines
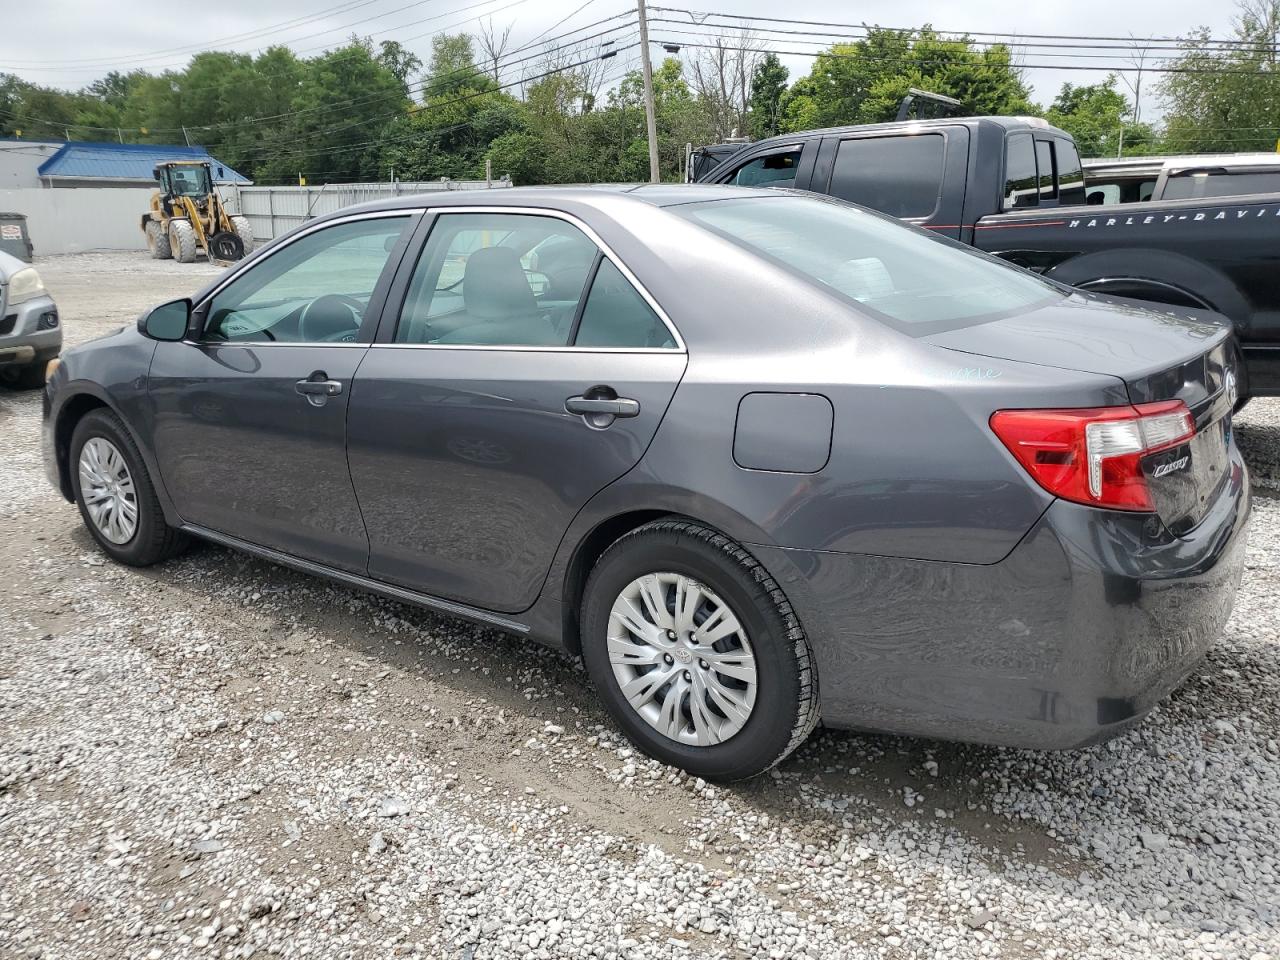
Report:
990,400,1195,511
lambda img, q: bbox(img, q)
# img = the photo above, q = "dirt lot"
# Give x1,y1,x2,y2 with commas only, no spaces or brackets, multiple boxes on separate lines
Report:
1,252,1278,960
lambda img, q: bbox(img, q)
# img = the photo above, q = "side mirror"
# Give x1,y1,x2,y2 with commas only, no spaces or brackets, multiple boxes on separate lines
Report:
138,298,191,341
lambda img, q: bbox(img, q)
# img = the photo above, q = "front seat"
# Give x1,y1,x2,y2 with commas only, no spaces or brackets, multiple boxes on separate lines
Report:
435,247,561,346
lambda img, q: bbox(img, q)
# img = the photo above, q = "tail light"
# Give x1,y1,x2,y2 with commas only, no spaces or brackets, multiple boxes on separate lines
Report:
990,400,1195,511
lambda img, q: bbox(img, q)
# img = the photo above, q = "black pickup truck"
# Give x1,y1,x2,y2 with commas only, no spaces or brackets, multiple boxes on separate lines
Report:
695,116,1280,399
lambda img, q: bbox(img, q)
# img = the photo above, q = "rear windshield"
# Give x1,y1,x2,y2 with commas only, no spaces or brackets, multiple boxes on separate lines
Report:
1161,170,1280,200
672,195,1062,334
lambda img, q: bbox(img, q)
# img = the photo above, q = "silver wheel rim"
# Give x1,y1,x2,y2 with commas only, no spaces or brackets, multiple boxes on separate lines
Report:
78,437,138,545
607,572,758,746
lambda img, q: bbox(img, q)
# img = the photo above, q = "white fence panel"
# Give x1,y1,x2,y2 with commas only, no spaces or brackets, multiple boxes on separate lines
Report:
227,178,511,241
0,187,155,255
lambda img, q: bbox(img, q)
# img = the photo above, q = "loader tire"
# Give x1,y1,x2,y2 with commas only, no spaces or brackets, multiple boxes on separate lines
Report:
169,220,197,264
145,220,172,260
230,216,254,256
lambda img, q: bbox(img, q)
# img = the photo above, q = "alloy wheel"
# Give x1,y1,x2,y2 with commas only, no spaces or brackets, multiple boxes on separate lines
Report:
607,572,758,746
78,437,138,545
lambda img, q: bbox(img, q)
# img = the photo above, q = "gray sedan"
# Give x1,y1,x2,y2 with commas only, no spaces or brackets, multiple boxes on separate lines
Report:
0,250,60,389
42,186,1249,779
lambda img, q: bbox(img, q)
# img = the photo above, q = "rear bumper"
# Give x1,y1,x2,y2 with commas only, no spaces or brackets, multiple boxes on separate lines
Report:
751,445,1251,750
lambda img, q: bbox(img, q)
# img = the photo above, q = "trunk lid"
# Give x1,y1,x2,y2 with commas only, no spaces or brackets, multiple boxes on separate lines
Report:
929,292,1237,534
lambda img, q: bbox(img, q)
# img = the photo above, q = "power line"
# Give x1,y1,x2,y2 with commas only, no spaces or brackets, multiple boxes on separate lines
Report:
0,0,389,67
0,10,632,140
650,7,1280,52
652,36,1280,75
227,44,637,170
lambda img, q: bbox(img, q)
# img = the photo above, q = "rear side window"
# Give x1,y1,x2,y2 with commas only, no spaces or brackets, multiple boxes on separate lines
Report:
1035,140,1057,201
574,259,675,348
1004,134,1038,209
828,134,945,219
729,149,801,188
1161,170,1280,200
1056,140,1086,205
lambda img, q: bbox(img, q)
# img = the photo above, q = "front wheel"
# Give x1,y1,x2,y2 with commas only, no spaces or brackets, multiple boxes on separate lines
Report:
70,409,188,566
580,520,819,781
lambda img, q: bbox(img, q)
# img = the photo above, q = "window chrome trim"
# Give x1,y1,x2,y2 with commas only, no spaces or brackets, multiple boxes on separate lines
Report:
402,205,686,353
368,343,682,354
190,208,426,338
180,340,367,348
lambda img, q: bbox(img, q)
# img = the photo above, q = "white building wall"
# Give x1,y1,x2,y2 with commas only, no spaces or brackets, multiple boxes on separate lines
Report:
0,142,62,189
0,187,153,254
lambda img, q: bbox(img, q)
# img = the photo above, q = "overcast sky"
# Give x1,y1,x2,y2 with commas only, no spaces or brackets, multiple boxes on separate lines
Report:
2,0,1243,119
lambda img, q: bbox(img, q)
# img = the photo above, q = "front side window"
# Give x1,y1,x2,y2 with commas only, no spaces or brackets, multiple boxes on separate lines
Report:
829,134,946,219
729,149,801,188
396,213,597,346
673,195,1062,335
204,216,409,343
1004,134,1038,209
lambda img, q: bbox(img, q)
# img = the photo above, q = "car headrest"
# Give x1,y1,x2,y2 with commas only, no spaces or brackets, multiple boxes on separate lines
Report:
463,247,536,319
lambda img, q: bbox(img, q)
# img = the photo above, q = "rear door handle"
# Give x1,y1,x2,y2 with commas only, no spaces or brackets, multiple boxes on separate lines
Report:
565,396,640,418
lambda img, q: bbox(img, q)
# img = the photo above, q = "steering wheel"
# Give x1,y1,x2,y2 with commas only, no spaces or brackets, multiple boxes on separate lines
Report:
298,293,365,343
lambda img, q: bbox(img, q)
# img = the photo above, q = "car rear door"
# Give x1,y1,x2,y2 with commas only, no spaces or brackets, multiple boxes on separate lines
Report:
147,211,420,572
345,207,687,614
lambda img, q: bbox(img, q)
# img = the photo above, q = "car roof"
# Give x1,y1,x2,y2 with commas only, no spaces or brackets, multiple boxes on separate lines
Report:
734,115,1067,151
329,183,780,217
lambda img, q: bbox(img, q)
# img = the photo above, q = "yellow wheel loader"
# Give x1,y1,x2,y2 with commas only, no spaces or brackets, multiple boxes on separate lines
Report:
141,160,253,264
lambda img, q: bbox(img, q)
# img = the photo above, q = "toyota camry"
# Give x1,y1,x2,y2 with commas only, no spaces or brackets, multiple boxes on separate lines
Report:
43,185,1250,780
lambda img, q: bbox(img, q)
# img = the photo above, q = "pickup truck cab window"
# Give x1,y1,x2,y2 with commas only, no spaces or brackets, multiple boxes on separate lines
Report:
1054,139,1086,204
727,148,802,188
1004,134,1039,209
828,134,946,219
1035,140,1057,202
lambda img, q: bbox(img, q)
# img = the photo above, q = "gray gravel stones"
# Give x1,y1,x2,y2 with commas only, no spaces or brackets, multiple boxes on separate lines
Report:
0,252,1277,959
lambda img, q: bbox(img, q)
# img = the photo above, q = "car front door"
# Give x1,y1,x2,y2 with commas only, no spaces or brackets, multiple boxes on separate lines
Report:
346,209,687,613
147,211,419,572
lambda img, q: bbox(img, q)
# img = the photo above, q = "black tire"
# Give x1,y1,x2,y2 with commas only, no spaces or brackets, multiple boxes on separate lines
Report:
69,409,188,566
580,519,819,781
230,215,254,255
169,219,198,263
145,220,172,259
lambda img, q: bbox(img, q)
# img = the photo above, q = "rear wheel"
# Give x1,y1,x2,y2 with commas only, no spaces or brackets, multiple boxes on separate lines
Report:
145,220,171,259
230,216,254,255
580,519,819,781
168,219,197,264
70,409,188,566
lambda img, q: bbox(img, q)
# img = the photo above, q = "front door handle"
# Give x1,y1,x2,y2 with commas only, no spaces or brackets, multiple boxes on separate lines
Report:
565,396,640,418
296,372,343,407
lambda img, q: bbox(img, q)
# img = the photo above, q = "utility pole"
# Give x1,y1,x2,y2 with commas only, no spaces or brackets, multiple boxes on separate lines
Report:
636,0,660,183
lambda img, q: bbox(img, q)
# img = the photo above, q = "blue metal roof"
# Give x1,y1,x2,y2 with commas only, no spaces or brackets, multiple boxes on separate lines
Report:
36,141,251,183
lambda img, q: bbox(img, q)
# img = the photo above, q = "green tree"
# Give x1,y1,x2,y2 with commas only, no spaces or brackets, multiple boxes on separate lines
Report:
1160,0,1280,152
1046,76,1156,158
748,53,789,139
781,27,1035,131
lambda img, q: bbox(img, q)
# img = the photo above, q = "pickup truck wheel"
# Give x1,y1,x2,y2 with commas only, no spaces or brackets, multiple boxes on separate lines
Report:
70,409,188,566
580,520,820,781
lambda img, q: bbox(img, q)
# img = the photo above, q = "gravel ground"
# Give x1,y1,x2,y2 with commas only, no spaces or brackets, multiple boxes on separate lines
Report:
1,252,1278,960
